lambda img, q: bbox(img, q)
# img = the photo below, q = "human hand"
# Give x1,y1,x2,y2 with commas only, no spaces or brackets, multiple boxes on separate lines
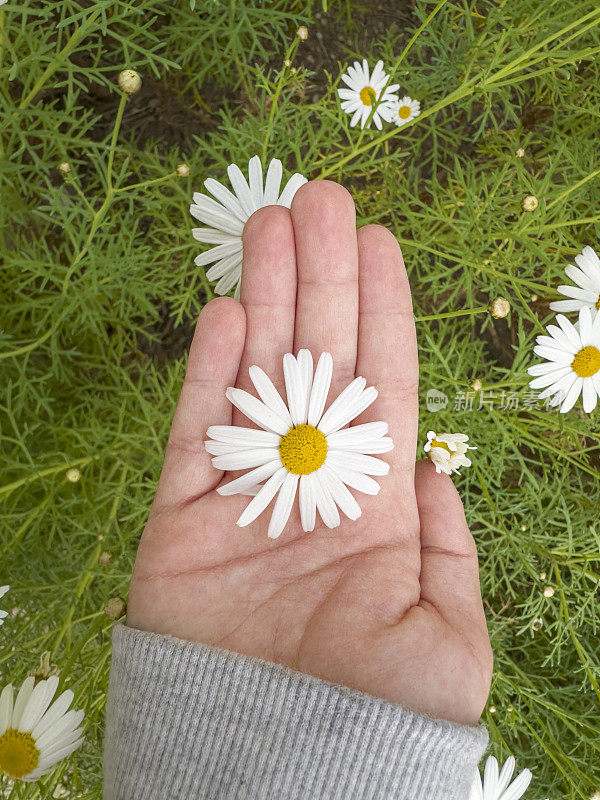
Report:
127,180,493,726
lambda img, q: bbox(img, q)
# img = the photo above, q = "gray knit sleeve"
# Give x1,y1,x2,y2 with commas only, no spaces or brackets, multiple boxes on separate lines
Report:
103,624,487,800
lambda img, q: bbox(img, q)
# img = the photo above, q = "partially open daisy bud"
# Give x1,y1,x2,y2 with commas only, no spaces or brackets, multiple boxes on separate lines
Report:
66,468,81,483
59,162,70,174
543,586,555,598
424,431,475,476
531,617,543,631
489,296,510,318
471,378,483,391
177,164,190,177
296,25,308,40
104,597,126,620
515,147,525,158
522,194,538,212
118,69,142,94
284,58,292,67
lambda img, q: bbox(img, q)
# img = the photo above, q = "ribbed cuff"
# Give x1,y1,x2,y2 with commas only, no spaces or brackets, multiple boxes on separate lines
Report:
104,625,487,800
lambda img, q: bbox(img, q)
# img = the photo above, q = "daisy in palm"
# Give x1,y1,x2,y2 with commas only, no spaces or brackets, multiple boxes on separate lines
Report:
205,350,393,539
337,59,399,130
0,585,8,626
0,675,84,781
190,155,307,298
384,96,421,127
469,755,542,800
550,245,600,314
424,431,475,475
528,306,600,413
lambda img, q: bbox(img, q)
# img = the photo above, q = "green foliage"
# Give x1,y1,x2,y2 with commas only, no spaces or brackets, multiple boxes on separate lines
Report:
1,0,600,797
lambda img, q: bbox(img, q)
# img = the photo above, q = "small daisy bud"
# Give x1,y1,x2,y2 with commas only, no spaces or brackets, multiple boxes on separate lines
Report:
296,25,308,40
99,551,113,567
531,617,543,631
118,69,142,94
530,294,538,302
488,705,496,714
105,597,126,620
471,379,482,391
284,58,291,67
489,296,510,319
515,147,525,158
66,467,81,483
177,163,190,177
520,523,527,531
522,194,538,212
539,571,546,580
59,162,70,174
290,67,297,75
543,586,555,598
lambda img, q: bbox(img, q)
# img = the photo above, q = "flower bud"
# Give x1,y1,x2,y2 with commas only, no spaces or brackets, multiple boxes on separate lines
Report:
522,195,538,212
118,69,142,94
531,617,543,632
66,467,81,483
99,551,114,567
177,164,190,177
59,162,70,174
489,297,510,319
543,586,555,598
296,25,308,40
105,597,126,620
515,148,525,158
471,378,482,391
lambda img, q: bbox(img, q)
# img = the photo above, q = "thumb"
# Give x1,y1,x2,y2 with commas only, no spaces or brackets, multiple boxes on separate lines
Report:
415,460,492,666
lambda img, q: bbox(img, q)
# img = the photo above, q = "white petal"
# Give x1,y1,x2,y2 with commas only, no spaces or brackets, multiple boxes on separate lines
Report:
205,252,243,282
0,684,13,736
12,676,35,728
299,474,317,532
214,268,241,296
33,738,84,773
528,367,571,389
555,314,583,349
537,371,577,399
30,690,73,740
498,768,532,800
496,756,515,794
237,467,287,527
576,247,600,281
326,422,388,447
296,349,313,424
582,378,598,413
533,345,573,363
263,159,283,205
283,353,306,426
35,709,84,750
226,387,290,435
248,155,264,210
249,366,293,427
204,178,247,222
317,377,366,434
327,462,381,495
192,228,239,245
19,676,59,733
564,263,598,292
194,241,242,267
549,299,586,313
545,324,578,352
326,450,390,476
560,376,583,413
277,172,307,208
332,437,394,454
227,162,255,218
207,426,280,448
212,448,280,471
308,352,333,426
578,306,593,345
268,472,299,538
326,386,378,432
322,466,362,521
217,460,281,496
482,756,499,798
556,285,597,302
527,361,570,376
314,470,340,528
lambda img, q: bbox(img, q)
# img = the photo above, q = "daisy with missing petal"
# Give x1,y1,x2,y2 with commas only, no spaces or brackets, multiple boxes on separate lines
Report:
205,350,394,539
337,59,399,130
190,155,307,299
0,675,84,781
528,306,600,413
424,431,475,476
383,96,421,127
469,756,533,800
550,245,600,314
0,586,8,626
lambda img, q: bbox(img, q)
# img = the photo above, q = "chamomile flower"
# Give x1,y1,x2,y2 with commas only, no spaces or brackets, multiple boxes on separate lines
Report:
549,245,600,314
469,756,537,800
528,306,600,413
0,586,8,626
190,155,307,299
383,96,421,127
205,351,394,539
0,676,84,781
337,59,399,130
424,431,475,476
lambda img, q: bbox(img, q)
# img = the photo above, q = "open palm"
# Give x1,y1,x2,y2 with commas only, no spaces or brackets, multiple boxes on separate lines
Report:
127,181,492,726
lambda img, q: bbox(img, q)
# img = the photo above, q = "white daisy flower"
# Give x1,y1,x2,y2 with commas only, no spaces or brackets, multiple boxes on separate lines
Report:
528,306,600,413
549,245,600,314
423,431,475,475
469,756,535,800
0,586,8,626
205,350,394,539
0,675,84,781
337,59,399,130
190,155,307,299
383,95,421,127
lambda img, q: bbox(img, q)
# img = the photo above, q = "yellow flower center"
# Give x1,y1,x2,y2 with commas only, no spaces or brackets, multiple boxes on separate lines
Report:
571,345,600,378
431,439,452,453
398,105,411,119
359,86,376,106
0,729,39,779
595,295,600,311
279,424,328,475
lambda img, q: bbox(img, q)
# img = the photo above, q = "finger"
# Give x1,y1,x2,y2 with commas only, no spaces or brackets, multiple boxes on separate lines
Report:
291,181,359,392
234,206,297,425
414,460,491,655
355,225,418,482
153,297,246,511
